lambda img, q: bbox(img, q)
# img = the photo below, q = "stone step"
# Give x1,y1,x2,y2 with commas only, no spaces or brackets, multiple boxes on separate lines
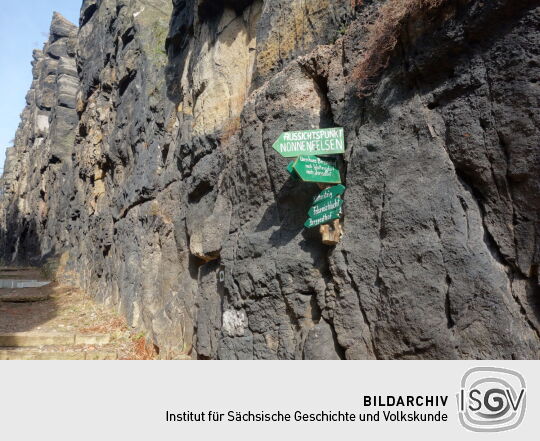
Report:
0,267,36,272
0,332,111,347
0,280,50,289
0,348,118,360
0,291,50,302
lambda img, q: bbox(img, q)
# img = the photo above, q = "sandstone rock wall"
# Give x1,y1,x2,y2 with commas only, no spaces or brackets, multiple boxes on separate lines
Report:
1,0,539,359
0,13,78,264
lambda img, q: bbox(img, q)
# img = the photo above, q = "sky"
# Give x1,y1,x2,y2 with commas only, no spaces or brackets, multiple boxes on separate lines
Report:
0,1,81,173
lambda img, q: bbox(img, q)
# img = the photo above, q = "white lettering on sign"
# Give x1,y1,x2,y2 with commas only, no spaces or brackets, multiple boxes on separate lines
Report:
283,128,340,142
311,199,341,216
274,128,345,157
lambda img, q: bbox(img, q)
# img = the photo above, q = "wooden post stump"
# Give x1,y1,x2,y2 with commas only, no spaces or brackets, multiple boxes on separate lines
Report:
320,219,343,245
316,183,343,245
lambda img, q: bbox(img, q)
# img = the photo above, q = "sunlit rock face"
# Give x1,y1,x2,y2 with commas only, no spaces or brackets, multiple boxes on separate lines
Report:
0,12,78,264
1,0,539,359
171,1,262,137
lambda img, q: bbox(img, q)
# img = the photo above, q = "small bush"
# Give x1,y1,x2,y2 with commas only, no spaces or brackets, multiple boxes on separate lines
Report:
352,0,450,96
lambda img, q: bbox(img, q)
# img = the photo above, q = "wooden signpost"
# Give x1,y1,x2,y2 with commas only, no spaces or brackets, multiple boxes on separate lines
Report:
275,128,346,245
273,128,345,157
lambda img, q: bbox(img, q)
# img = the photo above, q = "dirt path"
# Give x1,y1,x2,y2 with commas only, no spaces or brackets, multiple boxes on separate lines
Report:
0,268,156,360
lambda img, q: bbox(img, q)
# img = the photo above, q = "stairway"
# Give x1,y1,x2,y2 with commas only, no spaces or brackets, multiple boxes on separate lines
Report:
0,267,129,360
0,331,117,360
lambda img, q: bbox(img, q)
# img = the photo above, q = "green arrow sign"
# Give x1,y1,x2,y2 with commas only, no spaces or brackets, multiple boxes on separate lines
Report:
313,184,346,204
286,161,300,180
292,156,341,184
304,208,341,228
308,197,343,218
287,161,295,174
273,127,345,157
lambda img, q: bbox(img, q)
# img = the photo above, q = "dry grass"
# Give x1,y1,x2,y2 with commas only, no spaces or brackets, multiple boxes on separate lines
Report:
79,315,127,335
352,0,450,96
78,305,159,360
123,335,158,360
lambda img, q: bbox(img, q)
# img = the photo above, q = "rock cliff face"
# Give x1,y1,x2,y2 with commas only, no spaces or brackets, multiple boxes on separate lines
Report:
0,13,78,264
1,0,539,359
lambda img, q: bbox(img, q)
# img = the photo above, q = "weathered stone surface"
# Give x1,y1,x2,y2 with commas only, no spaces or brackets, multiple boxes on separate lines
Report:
304,319,342,360
50,11,78,42
1,0,539,359
0,12,79,266
0,349,86,360
166,0,262,137
0,349,118,360
0,332,75,347
0,290,50,303
0,331,111,347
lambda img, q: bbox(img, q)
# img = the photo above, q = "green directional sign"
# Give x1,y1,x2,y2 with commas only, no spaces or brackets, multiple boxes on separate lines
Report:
287,161,295,174
292,156,341,184
286,160,300,180
304,208,341,228
308,197,343,218
273,127,345,157
313,184,346,204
